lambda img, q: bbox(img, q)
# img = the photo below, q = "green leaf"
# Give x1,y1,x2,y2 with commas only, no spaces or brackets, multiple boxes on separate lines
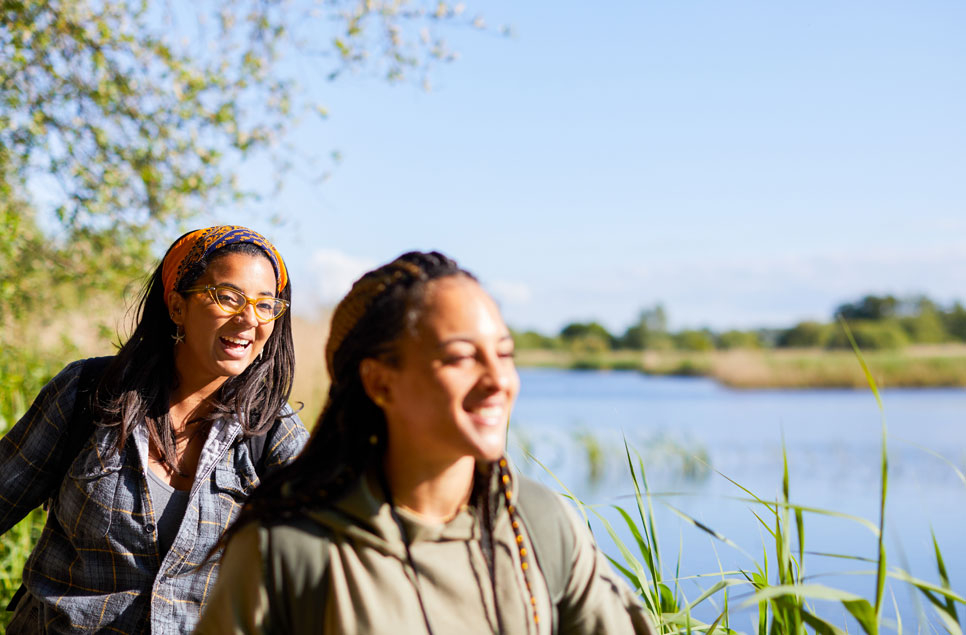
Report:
843,598,878,635
799,608,848,635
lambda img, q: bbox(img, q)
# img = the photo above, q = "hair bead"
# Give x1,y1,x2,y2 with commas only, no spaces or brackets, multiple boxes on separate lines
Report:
499,459,539,627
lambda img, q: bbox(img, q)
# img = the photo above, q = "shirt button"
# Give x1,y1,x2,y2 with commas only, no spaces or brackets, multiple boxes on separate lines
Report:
145,523,156,534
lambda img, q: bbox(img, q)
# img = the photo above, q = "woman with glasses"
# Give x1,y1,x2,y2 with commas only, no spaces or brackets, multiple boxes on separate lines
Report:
0,226,308,633
196,251,654,635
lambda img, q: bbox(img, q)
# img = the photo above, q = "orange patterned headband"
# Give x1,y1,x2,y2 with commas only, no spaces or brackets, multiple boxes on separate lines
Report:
161,226,287,308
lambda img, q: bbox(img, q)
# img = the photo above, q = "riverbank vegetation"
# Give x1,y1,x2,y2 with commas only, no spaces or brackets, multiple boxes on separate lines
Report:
513,295,966,388
565,335,964,634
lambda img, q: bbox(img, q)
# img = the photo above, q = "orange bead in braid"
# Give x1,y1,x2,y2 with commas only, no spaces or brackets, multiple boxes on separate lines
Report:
499,457,540,626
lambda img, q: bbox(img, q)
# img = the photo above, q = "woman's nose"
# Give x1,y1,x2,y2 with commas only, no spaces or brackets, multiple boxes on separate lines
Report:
235,303,260,326
480,352,512,390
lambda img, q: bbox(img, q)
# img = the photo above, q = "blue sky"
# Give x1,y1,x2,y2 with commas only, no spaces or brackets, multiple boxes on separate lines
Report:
214,1,966,334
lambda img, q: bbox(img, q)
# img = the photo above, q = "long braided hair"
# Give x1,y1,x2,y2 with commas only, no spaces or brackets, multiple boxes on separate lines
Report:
221,250,474,537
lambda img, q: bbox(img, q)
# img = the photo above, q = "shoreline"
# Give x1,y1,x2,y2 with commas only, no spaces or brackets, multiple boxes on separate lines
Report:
514,345,966,389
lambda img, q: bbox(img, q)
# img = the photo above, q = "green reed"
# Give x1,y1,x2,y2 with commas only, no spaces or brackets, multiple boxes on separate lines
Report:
549,319,964,634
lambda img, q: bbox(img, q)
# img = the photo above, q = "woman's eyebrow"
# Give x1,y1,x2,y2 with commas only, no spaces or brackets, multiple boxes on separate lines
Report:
438,336,475,347
213,282,277,296
438,333,514,347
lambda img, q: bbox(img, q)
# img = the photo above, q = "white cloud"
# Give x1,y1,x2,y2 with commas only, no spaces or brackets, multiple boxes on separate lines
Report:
309,249,375,306
488,279,533,305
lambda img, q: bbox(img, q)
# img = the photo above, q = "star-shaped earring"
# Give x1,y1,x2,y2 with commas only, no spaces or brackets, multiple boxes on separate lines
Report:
172,326,185,344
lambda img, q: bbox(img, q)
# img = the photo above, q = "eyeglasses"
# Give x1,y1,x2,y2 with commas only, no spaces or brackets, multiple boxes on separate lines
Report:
182,285,289,323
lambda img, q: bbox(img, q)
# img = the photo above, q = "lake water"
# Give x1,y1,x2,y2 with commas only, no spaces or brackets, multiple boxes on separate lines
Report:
506,368,966,629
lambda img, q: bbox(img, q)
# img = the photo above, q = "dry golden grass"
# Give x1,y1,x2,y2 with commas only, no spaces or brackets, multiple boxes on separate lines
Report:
291,312,331,426
5,298,334,426
1,290,131,359
515,346,966,389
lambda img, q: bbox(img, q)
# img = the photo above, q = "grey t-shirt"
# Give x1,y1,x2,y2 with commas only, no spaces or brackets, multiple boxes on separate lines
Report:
145,467,190,556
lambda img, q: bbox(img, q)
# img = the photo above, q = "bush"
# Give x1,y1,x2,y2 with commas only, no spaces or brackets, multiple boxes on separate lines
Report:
559,322,616,349
674,330,715,352
825,320,909,350
900,311,947,344
512,329,558,350
717,330,761,350
777,321,830,348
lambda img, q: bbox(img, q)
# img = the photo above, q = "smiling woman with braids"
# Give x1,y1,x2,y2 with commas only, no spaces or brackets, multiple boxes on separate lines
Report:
197,251,655,635
0,226,308,633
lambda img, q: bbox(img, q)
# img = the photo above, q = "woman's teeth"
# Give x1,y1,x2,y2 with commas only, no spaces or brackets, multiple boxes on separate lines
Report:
221,336,250,348
474,406,504,424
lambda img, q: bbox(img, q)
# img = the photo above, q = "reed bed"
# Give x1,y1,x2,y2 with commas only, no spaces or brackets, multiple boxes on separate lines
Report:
514,346,966,389
546,324,964,634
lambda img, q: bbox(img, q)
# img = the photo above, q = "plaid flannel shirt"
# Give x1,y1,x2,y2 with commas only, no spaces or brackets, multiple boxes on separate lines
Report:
0,360,309,634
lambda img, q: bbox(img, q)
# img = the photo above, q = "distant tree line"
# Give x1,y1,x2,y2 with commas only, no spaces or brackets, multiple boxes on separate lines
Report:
513,295,966,352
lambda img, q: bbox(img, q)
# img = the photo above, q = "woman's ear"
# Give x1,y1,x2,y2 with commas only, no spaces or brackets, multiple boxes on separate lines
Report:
360,358,392,408
167,291,185,326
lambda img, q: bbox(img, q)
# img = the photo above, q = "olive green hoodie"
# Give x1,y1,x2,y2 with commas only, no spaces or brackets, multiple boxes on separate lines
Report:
196,465,655,635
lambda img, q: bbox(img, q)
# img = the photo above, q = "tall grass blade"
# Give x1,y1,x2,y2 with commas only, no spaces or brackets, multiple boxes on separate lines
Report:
933,607,964,635
843,598,878,635
662,503,748,555
670,578,745,615
705,608,726,635
613,505,655,575
891,591,902,635
743,582,870,607
630,443,666,584
932,529,960,626
838,315,888,623
584,506,653,608
887,568,966,604
893,438,966,488
798,609,848,635
623,447,662,584
739,499,879,536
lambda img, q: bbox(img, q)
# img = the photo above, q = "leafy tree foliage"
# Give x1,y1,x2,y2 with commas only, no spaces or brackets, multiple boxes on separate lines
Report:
1,0,493,332
777,321,829,348
942,302,966,341
673,329,715,352
618,304,667,350
824,320,909,350
836,295,900,321
559,321,616,352
716,329,761,350
511,293,966,354
511,329,558,350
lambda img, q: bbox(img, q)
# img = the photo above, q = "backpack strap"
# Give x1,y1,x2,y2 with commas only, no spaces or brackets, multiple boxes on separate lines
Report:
245,428,270,475
63,356,114,481
513,474,577,627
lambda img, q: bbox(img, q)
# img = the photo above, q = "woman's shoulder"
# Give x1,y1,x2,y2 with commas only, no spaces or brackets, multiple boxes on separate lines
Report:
259,405,309,466
511,471,571,521
46,355,115,395
29,358,91,409
507,471,582,600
